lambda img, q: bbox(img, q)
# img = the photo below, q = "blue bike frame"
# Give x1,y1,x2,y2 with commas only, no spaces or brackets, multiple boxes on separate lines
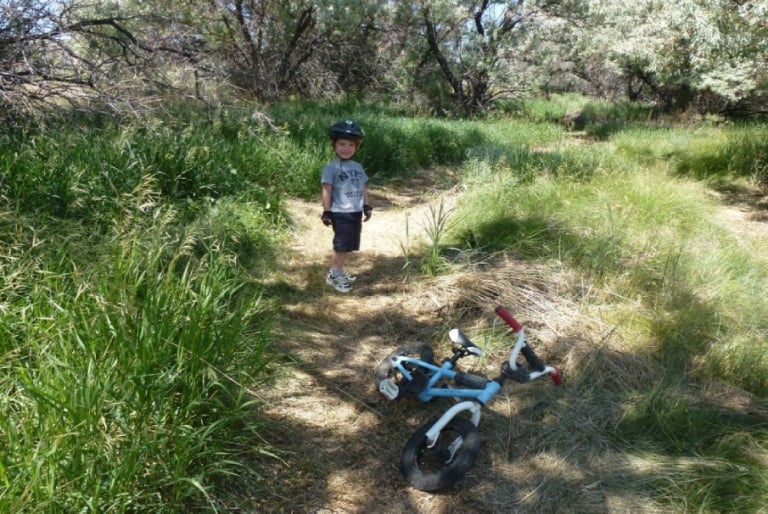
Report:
385,313,561,448
392,357,501,405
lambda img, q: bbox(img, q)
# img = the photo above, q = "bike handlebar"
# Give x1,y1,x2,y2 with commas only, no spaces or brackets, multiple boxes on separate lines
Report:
494,306,522,332
495,305,563,386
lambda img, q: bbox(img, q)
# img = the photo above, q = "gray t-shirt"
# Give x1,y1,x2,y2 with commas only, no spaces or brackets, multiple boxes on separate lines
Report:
321,158,368,213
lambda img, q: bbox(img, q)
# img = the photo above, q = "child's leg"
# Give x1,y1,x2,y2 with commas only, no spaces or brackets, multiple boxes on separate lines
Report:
326,212,360,289
326,250,352,292
330,251,348,273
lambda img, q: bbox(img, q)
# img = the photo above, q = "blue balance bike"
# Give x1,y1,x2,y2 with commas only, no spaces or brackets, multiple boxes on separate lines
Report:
376,306,562,491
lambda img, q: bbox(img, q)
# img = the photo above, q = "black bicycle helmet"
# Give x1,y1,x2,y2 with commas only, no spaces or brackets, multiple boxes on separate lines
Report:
328,119,365,141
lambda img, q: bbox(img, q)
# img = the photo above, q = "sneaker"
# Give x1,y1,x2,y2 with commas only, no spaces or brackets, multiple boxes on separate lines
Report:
326,272,352,293
340,270,357,282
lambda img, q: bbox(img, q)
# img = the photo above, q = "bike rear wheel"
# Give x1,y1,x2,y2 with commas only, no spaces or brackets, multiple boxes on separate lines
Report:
400,416,480,491
375,344,434,399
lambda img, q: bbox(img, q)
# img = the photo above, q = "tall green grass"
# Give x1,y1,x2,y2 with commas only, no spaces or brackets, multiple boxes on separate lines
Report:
497,93,660,139
1,111,285,221
613,124,768,187
1,103,522,213
0,181,276,511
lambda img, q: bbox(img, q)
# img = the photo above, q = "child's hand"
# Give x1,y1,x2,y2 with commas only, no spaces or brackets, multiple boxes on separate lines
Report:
321,211,333,226
363,204,373,222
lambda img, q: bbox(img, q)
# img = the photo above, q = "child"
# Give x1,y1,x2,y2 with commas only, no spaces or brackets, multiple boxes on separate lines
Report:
321,119,372,293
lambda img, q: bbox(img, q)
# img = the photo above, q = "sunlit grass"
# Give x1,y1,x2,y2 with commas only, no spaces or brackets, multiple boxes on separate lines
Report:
454,131,768,379
613,124,768,187
0,182,276,511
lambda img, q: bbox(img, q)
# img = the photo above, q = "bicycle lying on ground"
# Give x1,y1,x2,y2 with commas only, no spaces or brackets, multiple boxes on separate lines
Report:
375,306,562,491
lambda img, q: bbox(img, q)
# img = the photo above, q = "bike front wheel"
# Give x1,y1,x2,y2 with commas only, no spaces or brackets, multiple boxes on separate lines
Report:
400,416,481,491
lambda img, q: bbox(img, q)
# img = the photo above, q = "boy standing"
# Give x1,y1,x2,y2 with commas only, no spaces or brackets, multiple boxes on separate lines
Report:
321,119,372,293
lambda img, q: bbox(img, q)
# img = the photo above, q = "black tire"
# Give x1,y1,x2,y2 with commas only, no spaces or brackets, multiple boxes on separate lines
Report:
375,344,435,399
400,416,481,491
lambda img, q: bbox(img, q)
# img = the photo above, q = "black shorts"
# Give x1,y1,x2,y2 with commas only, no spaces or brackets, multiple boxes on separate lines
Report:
332,212,362,252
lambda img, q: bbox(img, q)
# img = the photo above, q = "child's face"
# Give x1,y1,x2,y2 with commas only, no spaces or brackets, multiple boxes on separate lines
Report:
333,138,358,160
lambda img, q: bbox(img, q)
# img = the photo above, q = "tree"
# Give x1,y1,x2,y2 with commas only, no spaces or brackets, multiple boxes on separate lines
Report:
195,0,389,101
0,1,151,117
385,0,589,115
3,0,767,118
401,0,532,115
585,0,768,112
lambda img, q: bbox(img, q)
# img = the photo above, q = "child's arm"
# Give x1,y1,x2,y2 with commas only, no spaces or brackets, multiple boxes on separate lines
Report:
322,183,333,211
321,183,333,226
363,184,372,221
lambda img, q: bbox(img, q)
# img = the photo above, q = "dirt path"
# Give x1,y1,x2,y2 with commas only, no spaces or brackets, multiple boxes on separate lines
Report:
710,184,768,239
251,174,768,513
254,176,471,512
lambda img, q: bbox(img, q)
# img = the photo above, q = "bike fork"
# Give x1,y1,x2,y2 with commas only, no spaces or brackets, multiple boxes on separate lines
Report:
425,401,482,461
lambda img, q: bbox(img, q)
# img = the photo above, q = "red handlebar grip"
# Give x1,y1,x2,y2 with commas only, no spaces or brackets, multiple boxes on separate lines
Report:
549,367,563,386
495,306,523,332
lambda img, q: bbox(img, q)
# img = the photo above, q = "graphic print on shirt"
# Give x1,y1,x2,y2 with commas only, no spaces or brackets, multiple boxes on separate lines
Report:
337,167,365,203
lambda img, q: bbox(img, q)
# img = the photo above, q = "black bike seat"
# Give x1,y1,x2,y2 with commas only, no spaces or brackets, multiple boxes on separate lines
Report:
448,328,483,357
